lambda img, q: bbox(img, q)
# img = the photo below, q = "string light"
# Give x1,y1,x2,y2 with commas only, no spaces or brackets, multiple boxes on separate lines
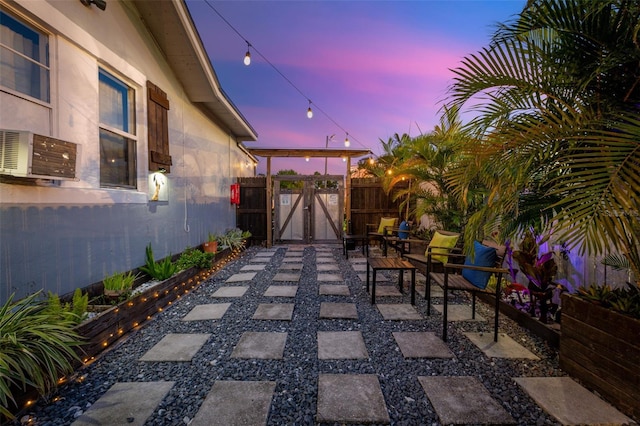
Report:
307,100,313,119
305,156,310,162
202,0,369,150
243,42,251,66
344,133,350,147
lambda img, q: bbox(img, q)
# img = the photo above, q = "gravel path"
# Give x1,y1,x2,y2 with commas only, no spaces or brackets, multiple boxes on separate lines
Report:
16,245,564,425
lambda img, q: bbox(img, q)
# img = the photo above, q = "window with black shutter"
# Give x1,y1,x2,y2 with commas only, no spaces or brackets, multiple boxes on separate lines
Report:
147,81,171,173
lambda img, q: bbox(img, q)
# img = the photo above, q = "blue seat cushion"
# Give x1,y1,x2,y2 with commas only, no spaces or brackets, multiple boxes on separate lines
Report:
398,221,410,239
462,241,498,289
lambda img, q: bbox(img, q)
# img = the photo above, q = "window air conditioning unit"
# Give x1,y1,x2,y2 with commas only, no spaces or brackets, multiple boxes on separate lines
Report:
0,130,78,180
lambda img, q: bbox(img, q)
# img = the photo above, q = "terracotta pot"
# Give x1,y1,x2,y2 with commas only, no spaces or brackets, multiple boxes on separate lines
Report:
202,241,217,253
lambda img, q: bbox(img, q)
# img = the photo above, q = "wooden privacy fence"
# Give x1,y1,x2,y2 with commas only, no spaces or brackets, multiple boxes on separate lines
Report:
236,176,410,244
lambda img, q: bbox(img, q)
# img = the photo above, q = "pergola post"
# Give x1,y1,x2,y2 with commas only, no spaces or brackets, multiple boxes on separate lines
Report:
345,156,352,232
266,156,272,248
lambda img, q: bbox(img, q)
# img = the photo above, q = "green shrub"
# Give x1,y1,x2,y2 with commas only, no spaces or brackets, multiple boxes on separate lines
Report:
44,288,88,325
578,282,640,319
176,248,214,270
140,243,177,280
103,271,137,292
0,292,82,419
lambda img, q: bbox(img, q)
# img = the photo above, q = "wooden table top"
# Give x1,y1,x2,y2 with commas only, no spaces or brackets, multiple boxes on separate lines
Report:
368,257,415,270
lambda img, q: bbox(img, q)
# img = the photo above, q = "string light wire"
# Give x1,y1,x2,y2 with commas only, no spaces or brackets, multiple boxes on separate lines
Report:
201,0,370,151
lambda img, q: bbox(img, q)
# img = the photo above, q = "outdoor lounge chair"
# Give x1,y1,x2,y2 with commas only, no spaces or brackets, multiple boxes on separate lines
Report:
426,240,508,342
403,230,461,284
366,217,398,253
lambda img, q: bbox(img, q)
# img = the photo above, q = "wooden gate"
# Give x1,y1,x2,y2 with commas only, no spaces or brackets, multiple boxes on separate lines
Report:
236,177,267,244
273,175,343,244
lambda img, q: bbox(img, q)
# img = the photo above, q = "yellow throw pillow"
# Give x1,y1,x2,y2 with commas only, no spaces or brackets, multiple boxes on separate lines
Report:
377,217,396,234
426,231,459,263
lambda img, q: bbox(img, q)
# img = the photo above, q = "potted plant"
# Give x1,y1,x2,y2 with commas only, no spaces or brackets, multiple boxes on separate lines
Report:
102,271,137,300
202,233,218,254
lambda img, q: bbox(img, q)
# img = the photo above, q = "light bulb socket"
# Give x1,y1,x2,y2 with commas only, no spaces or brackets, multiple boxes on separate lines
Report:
244,50,251,66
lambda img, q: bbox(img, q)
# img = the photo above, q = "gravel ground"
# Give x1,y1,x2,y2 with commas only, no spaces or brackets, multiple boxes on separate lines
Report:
14,245,565,426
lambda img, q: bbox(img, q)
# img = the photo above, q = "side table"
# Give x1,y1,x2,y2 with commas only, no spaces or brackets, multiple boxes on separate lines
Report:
366,257,416,304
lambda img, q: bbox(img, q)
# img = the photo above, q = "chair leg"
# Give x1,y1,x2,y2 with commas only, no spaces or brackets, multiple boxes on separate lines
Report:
425,275,431,315
442,275,449,342
471,293,476,319
494,293,500,342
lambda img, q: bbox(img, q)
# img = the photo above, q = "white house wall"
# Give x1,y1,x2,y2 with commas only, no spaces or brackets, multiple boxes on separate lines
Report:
0,0,256,304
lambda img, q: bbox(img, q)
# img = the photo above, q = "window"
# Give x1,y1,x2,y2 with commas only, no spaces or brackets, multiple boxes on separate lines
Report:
99,69,136,188
0,10,50,102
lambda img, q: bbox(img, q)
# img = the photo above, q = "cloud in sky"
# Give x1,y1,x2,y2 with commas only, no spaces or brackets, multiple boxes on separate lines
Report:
187,0,524,175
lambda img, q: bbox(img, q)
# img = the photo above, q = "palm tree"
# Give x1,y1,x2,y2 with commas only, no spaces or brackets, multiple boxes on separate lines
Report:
445,0,640,282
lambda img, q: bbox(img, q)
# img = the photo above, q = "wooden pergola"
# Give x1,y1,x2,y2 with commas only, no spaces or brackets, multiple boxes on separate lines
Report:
247,148,371,247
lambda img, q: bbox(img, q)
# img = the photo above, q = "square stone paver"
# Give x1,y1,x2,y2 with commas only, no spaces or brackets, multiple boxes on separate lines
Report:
139,333,211,362
264,285,298,297
241,264,266,272
282,256,303,262
432,304,485,321
317,273,343,282
514,377,632,425
231,332,287,359
212,286,248,298
72,381,174,426
226,272,256,283
278,263,303,271
376,304,422,320
358,273,388,282
272,272,300,282
254,251,275,257
418,376,514,425
351,263,367,272
464,332,540,359
252,303,294,320
250,257,270,263
316,257,334,263
182,303,231,321
317,374,390,423
393,332,455,358
375,285,402,297
191,380,276,426
319,285,350,296
317,331,368,359
317,263,340,272
319,302,358,319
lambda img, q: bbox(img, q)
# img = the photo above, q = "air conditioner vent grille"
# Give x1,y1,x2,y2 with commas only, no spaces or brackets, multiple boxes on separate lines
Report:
1,130,21,170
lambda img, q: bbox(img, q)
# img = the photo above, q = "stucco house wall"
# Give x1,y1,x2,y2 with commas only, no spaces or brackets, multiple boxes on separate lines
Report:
0,0,258,304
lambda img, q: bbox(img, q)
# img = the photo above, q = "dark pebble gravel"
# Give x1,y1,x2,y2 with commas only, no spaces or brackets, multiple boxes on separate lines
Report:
14,245,565,426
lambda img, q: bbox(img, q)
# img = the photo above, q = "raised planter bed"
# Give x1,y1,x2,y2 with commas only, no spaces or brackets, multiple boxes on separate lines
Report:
74,247,237,363
560,294,640,420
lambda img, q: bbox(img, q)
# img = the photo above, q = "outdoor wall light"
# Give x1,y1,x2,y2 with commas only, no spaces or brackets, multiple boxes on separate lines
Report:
80,0,107,10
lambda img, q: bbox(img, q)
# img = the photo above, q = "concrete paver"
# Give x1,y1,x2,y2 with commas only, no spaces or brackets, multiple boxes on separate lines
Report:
191,380,276,426
514,377,633,425
264,285,298,297
432,304,486,321
317,331,368,359
376,304,423,320
278,263,303,271
464,332,540,359
139,333,211,362
241,264,266,271
182,303,231,321
358,273,389,282
72,381,174,426
317,273,343,282
418,376,515,425
317,263,340,272
225,272,256,283
212,286,248,298
319,302,358,319
393,332,455,358
252,303,294,320
374,285,403,297
316,374,390,423
231,332,287,359
318,284,350,296
272,272,300,282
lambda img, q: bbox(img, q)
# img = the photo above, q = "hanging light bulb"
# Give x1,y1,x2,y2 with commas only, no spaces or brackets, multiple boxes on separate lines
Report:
342,156,347,162
305,156,310,162
344,133,350,147
306,100,313,119
243,42,251,66
369,157,375,165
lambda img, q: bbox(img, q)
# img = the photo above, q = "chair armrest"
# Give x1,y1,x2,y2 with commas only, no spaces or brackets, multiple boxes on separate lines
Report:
443,263,509,275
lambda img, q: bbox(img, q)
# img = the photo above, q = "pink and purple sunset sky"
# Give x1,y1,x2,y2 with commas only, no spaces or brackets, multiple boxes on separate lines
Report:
186,0,525,175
